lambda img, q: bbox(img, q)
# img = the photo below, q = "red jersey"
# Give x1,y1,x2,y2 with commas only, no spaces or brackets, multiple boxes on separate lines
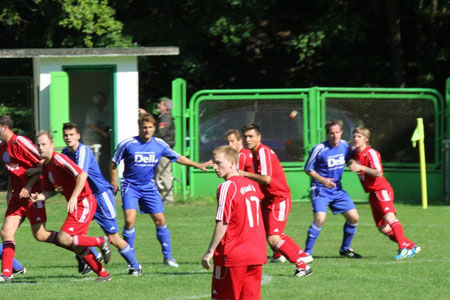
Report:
352,147,392,192
252,143,290,201
238,148,254,173
214,175,266,267
0,134,42,196
41,152,93,201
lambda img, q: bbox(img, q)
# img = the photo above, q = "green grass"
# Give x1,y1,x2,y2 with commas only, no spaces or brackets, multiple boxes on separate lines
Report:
1,193,450,299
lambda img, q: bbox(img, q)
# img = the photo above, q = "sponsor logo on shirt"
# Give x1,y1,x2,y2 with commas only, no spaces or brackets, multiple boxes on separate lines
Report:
327,154,345,169
134,152,158,164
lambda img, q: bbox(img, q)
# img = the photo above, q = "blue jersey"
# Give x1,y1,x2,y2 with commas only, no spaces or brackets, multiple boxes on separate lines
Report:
62,143,113,194
304,140,351,190
111,136,179,185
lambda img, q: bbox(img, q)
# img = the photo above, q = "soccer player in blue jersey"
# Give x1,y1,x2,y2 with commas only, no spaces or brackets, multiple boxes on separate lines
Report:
62,122,142,276
110,113,211,267
303,120,361,261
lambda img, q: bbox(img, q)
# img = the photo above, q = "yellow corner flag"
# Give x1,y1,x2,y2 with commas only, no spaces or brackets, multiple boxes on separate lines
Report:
411,118,424,148
412,118,427,209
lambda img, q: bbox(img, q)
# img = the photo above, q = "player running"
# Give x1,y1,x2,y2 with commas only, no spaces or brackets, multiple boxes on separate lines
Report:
239,123,311,277
62,122,142,275
110,113,211,267
202,145,266,300
349,127,421,260
31,131,112,282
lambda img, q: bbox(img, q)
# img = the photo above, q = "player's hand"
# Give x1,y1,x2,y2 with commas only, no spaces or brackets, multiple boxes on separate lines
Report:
322,178,336,189
19,187,31,199
111,183,118,196
201,250,213,270
30,193,44,202
67,197,77,213
198,160,213,172
348,162,362,173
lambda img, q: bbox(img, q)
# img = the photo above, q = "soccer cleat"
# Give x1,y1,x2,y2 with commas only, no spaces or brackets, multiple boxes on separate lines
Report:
0,274,12,283
128,264,143,276
408,245,421,258
99,236,112,264
300,253,314,264
94,274,112,283
294,265,312,277
76,255,92,275
270,255,287,263
12,267,27,275
393,248,412,260
164,258,179,268
339,248,362,259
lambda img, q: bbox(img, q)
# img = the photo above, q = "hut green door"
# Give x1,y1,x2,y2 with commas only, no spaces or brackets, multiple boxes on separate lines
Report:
49,71,70,148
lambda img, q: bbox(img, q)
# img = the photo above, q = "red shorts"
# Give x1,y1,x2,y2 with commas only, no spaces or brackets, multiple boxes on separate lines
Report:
61,194,97,236
261,197,291,235
369,189,397,227
5,196,47,225
211,265,262,300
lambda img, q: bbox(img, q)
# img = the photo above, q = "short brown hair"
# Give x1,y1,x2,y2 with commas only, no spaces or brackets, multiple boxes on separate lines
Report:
225,129,242,140
242,123,261,135
63,122,79,133
353,127,371,140
36,130,53,142
0,116,14,129
138,113,156,127
325,120,343,134
213,145,238,163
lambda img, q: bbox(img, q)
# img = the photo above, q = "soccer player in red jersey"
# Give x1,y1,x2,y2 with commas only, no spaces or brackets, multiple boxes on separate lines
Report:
225,129,254,172
202,145,266,300
30,131,112,282
239,123,311,277
0,116,60,283
349,127,421,260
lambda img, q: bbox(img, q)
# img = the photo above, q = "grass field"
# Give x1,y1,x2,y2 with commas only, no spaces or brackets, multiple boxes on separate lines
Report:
1,193,450,299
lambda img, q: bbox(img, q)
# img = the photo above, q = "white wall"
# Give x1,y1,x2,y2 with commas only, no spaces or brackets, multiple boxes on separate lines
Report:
34,56,139,146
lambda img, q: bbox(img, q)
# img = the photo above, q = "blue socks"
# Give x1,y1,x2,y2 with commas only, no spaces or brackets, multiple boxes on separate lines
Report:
123,227,136,249
305,222,322,254
119,244,140,269
156,225,172,259
341,222,357,251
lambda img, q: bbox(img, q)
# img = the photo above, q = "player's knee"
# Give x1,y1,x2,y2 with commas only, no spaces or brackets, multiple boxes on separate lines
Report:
267,235,281,248
33,230,49,242
378,224,389,234
56,232,72,247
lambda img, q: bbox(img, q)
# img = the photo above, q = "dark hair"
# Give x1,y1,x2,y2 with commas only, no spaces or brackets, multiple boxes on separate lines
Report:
138,113,156,126
242,123,261,135
62,122,79,133
0,115,14,129
225,129,242,140
325,120,343,134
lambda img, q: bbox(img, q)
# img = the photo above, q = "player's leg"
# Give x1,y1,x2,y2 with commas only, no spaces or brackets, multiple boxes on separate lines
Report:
95,190,141,274
121,183,140,249
0,215,21,279
0,243,25,274
340,208,361,258
305,189,329,256
150,212,178,267
75,246,110,281
211,265,244,300
240,265,263,300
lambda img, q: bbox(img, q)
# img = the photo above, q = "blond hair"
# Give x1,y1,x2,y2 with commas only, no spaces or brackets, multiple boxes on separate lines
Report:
213,145,238,163
353,127,371,140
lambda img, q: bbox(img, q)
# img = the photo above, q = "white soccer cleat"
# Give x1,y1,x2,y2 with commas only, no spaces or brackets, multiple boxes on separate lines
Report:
300,253,314,264
164,258,179,268
270,255,287,263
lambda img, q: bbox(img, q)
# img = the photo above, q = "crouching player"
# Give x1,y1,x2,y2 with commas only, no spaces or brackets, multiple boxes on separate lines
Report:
202,146,266,300
349,127,420,260
31,131,112,282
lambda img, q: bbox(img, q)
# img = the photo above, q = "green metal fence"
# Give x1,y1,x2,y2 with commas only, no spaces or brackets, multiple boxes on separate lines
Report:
172,79,445,204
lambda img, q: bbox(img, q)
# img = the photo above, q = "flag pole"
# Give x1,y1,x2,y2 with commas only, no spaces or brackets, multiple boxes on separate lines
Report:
417,118,428,209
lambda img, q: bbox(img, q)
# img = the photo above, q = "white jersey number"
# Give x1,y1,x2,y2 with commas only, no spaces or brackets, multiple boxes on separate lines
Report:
245,196,260,228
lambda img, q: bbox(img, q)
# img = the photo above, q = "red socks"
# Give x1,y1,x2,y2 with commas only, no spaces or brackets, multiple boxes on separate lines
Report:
73,235,103,247
275,234,307,269
80,248,108,277
390,220,414,249
2,241,15,277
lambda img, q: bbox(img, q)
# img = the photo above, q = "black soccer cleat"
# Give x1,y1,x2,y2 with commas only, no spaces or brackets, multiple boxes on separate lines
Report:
294,266,313,277
128,264,143,276
0,274,12,283
12,267,27,275
339,248,362,259
95,274,112,283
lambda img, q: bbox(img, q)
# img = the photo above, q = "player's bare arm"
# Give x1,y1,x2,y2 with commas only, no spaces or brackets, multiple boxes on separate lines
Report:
202,220,228,270
305,170,336,189
109,161,119,194
348,161,382,178
67,171,88,213
176,155,212,171
238,170,271,184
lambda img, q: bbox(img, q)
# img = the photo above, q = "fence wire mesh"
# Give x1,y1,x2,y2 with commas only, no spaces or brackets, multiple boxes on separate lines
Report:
325,97,436,164
197,98,304,162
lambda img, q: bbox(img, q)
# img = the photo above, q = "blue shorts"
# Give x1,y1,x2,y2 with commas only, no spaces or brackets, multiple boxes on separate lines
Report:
93,189,120,235
121,181,164,214
310,186,355,215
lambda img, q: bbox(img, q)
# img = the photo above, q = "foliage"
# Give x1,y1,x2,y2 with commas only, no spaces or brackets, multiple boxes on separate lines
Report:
1,196,449,299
